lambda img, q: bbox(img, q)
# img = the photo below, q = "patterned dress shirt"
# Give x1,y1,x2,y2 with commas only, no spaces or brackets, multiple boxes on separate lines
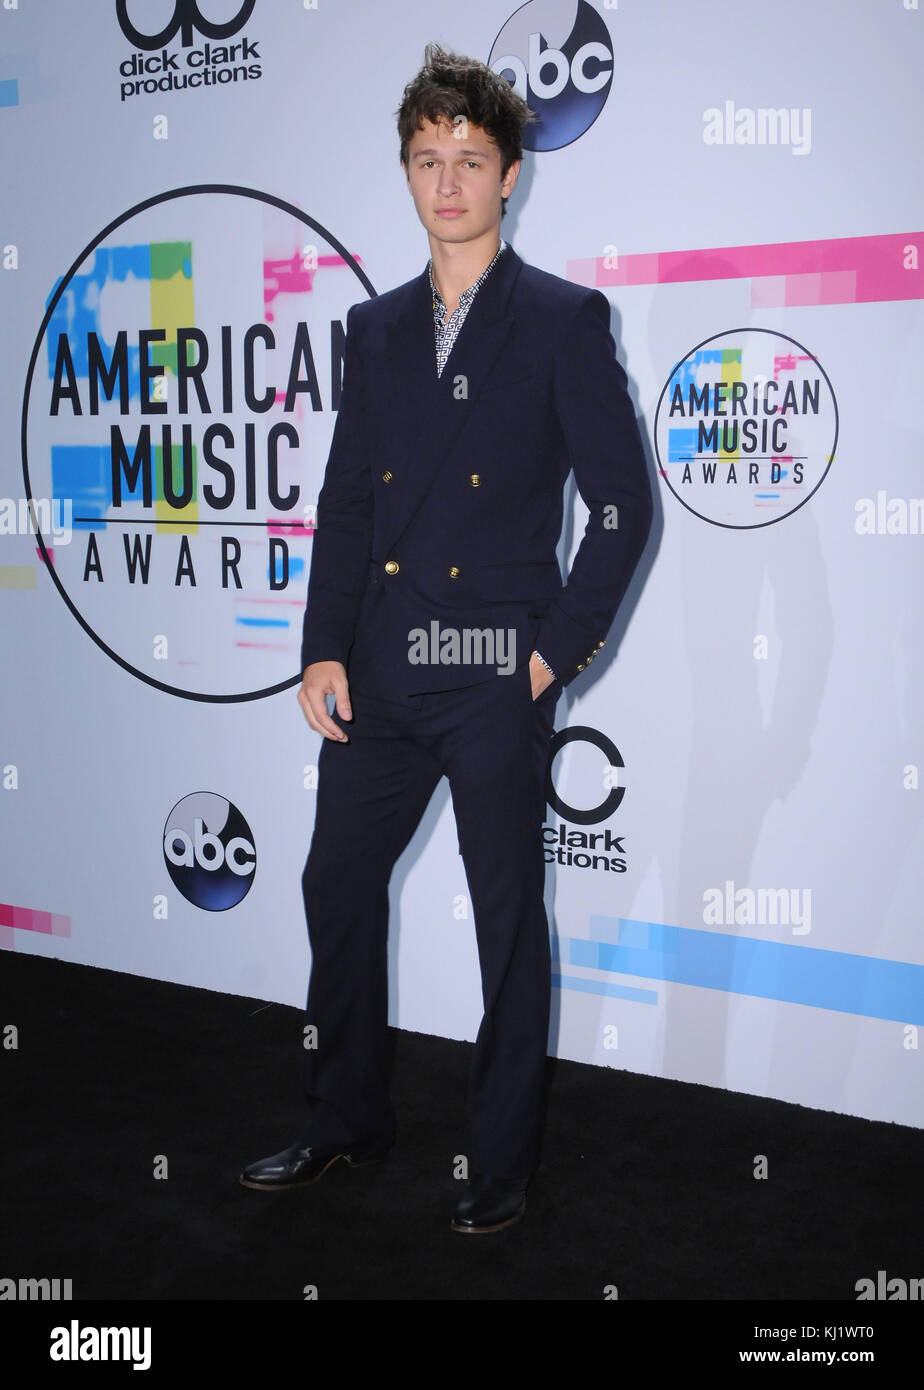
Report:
429,237,507,378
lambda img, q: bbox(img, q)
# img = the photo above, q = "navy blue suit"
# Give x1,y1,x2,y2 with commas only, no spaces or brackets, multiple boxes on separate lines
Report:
297,244,652,1178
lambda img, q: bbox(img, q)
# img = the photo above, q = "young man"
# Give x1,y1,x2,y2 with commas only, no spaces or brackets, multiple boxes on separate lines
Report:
241,44,653,1233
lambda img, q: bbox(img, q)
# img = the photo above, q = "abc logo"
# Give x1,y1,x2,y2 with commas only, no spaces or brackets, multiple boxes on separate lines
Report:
163,791,256,910
490,0,614,152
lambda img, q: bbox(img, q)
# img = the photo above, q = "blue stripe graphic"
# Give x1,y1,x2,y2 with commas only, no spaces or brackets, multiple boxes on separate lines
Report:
555,916,924,1023
552,973,659,1004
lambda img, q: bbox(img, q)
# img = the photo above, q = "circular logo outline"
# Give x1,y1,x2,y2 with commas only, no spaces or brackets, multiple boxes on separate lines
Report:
21,183,377,703
545,725,625,825
116,0,256,50
654,326,839,530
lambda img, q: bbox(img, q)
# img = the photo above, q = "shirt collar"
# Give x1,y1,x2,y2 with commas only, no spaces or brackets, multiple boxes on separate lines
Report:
428,238,507,311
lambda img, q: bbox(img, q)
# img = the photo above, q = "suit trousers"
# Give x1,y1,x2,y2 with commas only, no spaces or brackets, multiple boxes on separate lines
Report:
297,657,560,1180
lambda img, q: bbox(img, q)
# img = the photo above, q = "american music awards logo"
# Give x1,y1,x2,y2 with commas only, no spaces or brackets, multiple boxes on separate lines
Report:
115,0,262,103
654,328,838,528
21,184,375,701
489,0,614,152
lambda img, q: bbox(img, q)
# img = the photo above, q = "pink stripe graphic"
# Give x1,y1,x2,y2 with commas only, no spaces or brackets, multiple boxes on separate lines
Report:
267,520,315,538
567,232,923,307
233,595,305,606
263,251,363,318
0,901,71,950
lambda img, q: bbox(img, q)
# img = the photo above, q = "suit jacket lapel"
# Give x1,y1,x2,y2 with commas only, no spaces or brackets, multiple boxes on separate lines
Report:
381,244,523,552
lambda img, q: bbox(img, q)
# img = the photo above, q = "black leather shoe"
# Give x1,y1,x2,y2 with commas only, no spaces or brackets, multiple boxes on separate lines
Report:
239,1132,393,1191
450,1172,528,1233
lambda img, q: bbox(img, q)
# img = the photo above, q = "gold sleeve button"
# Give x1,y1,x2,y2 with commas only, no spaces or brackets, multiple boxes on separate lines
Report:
448,566,461,578
384,560,399,575
382,471,393,483
469,474,481,486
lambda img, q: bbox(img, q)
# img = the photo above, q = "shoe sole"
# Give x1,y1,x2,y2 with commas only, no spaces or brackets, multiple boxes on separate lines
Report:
239,1148,390,1191
450,1201,526,1234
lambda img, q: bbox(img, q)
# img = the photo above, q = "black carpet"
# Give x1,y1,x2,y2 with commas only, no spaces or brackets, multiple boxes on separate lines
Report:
2,950,921,1310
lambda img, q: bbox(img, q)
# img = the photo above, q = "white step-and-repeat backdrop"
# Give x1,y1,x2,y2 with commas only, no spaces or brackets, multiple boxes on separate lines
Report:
2,0,921,1127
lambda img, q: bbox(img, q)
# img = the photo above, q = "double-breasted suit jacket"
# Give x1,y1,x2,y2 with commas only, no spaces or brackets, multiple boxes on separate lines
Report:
300,243,652,699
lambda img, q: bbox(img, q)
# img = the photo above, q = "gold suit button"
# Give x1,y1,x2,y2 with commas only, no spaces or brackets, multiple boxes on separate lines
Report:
384,560,399,575
598,640,605,647
577,663,585,671
448,566,461,578
469,474,481,486
382,471,393,483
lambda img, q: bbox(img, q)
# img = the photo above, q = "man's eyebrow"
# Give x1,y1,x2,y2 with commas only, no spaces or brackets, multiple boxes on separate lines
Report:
410,147,492,159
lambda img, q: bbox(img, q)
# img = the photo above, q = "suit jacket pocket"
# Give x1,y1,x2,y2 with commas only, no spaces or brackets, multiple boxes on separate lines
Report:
405,560,561,609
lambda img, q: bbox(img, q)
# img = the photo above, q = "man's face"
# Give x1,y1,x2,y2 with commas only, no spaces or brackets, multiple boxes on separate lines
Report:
403,116,519,246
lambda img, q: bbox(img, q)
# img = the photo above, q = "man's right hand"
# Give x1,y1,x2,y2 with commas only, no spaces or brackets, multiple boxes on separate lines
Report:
297,661,352,741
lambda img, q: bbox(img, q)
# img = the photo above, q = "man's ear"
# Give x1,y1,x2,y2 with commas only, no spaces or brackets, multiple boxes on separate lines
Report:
501,158,521,197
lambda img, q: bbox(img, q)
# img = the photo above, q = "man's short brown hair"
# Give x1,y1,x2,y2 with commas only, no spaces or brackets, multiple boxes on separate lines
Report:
396,42,535,218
